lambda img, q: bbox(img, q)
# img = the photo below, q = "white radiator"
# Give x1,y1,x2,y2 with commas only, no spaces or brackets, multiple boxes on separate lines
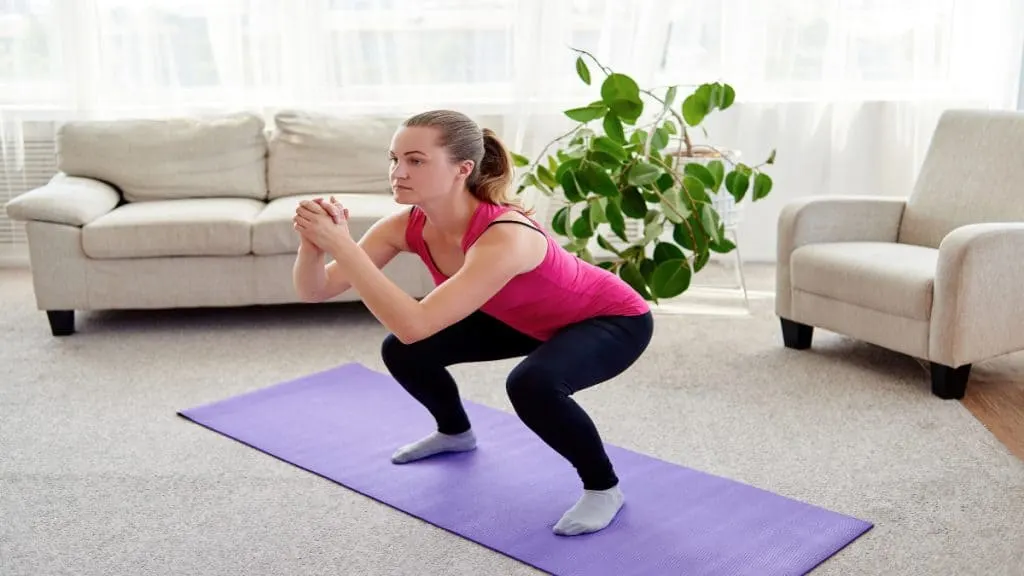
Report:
1,121,60,246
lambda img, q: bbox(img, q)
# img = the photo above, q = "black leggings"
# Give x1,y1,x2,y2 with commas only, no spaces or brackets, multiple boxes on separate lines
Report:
380,310,654,491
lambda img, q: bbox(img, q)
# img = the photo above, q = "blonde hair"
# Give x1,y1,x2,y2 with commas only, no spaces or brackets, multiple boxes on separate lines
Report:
402,109,532,214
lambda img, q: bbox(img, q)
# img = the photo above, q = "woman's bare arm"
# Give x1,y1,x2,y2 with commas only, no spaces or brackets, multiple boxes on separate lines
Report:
293,208,411,303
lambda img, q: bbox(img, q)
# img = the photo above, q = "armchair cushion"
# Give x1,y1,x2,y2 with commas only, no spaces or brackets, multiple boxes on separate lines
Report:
775,196,907,319
82,198,264,259
898,109,1024,248
4,174,120,226
791,242,939,321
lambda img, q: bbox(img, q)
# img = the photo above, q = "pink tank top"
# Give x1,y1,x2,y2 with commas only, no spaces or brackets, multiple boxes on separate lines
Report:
405,201,651,341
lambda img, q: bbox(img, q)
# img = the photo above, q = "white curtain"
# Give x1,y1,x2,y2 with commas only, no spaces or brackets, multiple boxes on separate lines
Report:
1,0,1022,259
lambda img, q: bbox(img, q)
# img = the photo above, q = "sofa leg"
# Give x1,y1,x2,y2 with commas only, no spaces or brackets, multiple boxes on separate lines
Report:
930,363,970,400
780,318,813,350
46,310,75,336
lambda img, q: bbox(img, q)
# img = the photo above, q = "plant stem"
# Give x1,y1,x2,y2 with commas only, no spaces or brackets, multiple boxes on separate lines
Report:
641,88,693,157
525,124,584,177
570,47,612,76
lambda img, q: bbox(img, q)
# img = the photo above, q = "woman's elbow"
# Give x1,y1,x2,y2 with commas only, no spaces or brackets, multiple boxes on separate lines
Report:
294,285,324,303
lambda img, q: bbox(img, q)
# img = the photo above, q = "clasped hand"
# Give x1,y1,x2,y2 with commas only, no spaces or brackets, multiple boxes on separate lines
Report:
292,196,351,252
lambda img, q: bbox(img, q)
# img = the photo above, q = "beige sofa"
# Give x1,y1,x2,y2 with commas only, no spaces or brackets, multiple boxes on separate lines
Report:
3,110,435,336
775,108,1024,400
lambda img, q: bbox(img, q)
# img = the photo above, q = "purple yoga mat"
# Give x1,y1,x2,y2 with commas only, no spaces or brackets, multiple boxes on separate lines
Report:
178,363,871,576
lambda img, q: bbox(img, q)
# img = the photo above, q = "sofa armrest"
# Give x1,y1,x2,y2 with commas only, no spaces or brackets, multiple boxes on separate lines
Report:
3,173,121,227
775,195,907,318
930,222,1024,367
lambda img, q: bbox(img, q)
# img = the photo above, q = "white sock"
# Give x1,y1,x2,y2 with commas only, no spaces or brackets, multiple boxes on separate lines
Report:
553,484,625,536
390,429,477,464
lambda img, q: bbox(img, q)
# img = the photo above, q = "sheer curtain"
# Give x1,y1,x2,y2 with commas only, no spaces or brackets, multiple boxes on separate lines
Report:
1,0,1022,258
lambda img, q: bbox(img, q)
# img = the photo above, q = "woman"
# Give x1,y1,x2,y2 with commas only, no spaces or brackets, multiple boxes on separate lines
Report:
292,110,653,537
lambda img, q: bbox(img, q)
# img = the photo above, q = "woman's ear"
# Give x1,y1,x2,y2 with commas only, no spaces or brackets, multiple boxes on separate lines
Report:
458,160,475,180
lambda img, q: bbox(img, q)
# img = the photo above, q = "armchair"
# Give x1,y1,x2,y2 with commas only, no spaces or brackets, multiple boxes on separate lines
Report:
775,109,1024,400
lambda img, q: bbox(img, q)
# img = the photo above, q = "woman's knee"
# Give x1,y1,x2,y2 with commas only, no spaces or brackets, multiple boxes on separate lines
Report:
381,333,415,370
506,363,564,406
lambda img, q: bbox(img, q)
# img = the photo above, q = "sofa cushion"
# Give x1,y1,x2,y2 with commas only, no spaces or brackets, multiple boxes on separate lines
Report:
790,242,939,321
266,110,399,200
83,198,264,259
57,112,268,203
253,193,406,255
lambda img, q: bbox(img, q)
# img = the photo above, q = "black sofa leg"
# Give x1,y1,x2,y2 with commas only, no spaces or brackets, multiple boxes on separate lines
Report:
47,310,75,336
930,363,970,400
780,318,813,350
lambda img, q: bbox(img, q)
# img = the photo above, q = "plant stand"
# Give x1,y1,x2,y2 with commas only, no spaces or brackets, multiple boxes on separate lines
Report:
690,192,750,313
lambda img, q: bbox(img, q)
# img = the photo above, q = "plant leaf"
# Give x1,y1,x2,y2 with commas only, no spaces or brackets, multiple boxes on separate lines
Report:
564,103,606,123
619,261,653,300
603,112,627,144
682,175,710,203
724,171,750,202
710,235,736,254
579,163,619,197
653,241,685,264
575,56,591,85
651,259,692,298
660,190,689,224
626,161,662,186
572,207,594,238
706,160,725,191
555,157,582,182
511,152,530,167
537,165,558,189
620,186,648,218
752,172,773,200
650,126,670,151
592,136,627,161
551,206,569,236
682,93,708,126
664,85,678,107
605,199,627,242
720,83,735,109
589,197,608,226
600,73,644,123
693,249,710,272
700,203,721,244
683,163,716,189
559,169,585,203
588,150,623,170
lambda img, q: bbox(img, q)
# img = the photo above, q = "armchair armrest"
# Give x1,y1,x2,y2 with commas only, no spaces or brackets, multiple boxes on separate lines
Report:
930,223,1024,367
3,173,120,227
776,195,907,318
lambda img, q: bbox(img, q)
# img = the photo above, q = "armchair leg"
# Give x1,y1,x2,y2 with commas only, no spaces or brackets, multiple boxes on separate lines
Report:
46,310,75,337
930,362,970,400
780,318,813,349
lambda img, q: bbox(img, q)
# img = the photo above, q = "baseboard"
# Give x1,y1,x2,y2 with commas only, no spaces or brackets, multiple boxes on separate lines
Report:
0,244,30,269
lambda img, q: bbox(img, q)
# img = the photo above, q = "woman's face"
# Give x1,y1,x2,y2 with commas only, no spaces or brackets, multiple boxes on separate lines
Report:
388,126,472,205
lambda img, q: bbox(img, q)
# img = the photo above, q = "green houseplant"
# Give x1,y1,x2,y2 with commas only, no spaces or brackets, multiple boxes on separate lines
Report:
512,49,776,302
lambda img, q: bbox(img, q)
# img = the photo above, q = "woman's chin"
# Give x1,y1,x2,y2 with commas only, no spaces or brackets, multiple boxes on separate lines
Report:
392,188,416,204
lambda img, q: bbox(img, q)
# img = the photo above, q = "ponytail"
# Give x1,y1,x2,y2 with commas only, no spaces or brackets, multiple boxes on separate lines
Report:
471,128,531,214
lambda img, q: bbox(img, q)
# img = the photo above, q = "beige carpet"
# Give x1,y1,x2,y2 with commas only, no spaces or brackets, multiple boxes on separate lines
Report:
1,264,1022,576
